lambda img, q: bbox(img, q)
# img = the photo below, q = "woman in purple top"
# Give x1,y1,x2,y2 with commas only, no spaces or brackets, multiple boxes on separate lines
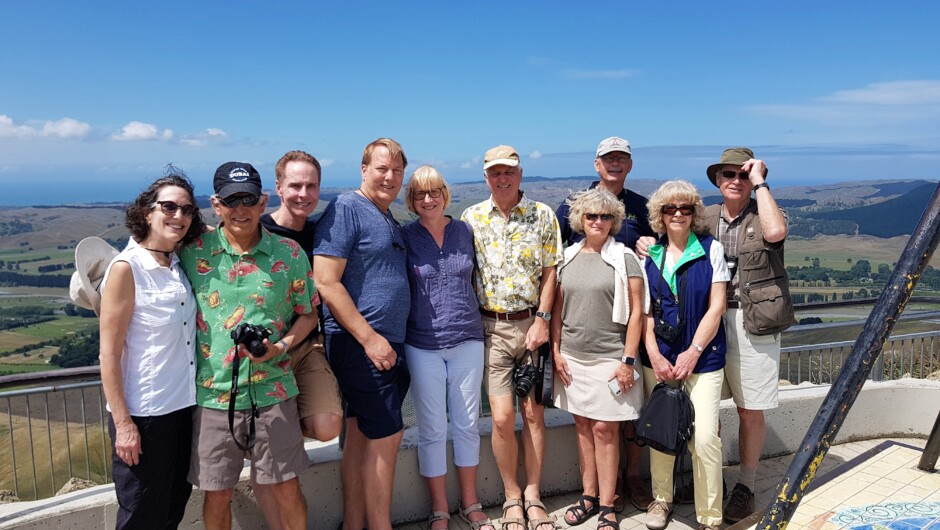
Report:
402,166,492,530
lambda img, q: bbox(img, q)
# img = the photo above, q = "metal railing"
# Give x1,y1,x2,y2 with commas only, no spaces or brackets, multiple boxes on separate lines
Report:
1,329,938,501
781,330,940,385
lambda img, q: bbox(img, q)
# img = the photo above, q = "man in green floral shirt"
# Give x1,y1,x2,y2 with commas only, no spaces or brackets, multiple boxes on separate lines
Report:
461,145,562,530
180,162,317,530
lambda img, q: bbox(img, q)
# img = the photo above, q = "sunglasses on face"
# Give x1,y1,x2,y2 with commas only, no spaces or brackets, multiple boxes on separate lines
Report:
152,200,198,217
218,194,261,208
660,204,695,216
412,188,443,200
720,170,750,181
584,213,614,222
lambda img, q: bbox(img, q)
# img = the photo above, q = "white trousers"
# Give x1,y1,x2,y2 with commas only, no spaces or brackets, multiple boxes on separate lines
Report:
643,366,724,527
405,340,485,477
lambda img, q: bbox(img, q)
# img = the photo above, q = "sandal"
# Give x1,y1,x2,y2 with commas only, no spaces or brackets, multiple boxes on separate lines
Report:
500,499,526,530
459,502,496,530
563,494,599,526
596,505,618,530
428,510,450,530
523,499,558,530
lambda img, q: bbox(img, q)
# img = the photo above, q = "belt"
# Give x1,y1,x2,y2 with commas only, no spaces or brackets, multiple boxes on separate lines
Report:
727,300,740,309
480,308,536,321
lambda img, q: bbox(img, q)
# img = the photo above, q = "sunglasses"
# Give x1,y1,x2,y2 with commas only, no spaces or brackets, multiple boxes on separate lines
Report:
720,170,750,181
218,194,261,208
600,155,630,164
585,213,614,222
412,188,443,200
660,204,695,216
152,200,198,217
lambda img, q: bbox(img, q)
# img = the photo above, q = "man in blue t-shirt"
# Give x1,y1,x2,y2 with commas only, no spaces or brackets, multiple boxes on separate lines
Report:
313,138,410,530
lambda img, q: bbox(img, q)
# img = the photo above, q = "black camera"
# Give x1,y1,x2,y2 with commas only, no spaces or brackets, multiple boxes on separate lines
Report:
653,316,681,343
231,323,273,358
513,362,539,398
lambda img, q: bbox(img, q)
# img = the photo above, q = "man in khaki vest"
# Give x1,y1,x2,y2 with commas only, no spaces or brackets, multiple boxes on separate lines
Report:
702,147,791,524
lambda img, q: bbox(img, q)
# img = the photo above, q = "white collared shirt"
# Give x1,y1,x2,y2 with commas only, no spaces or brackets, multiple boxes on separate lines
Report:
101,238,197,416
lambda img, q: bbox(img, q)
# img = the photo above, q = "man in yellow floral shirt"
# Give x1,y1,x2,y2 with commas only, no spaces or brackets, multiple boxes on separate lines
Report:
180,162,318,530
461,145,562,530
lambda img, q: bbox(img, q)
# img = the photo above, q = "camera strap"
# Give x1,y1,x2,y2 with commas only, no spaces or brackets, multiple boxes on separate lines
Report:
653,252,686,327
228,349,259,452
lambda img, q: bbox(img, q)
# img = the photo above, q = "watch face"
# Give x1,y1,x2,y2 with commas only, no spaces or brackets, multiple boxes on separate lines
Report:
536,311,551,321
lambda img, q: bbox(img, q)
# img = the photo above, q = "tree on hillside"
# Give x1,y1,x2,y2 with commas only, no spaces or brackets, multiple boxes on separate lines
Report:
850,260,871,278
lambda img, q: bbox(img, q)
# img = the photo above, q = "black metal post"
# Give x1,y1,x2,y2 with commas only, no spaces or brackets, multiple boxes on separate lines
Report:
756,183,940,529
918,409,940,471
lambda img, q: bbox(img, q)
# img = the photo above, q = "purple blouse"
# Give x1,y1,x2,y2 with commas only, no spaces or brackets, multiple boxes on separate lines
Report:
402,218,484,350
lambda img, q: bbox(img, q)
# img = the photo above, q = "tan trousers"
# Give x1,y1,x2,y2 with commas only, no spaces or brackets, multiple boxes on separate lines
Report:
643,366,724,527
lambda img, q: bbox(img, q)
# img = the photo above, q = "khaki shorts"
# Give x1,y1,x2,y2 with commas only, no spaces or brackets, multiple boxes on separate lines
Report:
721,308,781,410
188,398,309,490
483,316,535,397
291,335,343,419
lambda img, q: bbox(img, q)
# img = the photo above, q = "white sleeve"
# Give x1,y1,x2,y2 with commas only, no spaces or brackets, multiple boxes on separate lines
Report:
710,241,731,283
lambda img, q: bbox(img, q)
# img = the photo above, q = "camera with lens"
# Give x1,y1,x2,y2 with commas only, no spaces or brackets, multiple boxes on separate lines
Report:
653,316,681,343
513,361,539,398
231,323,273,358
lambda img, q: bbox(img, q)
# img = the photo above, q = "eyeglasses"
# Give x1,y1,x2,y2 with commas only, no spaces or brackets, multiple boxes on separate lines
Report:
660,204,695,216
600,155,630,164
412,188,443,200
383,213,406,251
584,213,614,222
218,194,261,208
151,201,198,217
720,170,749,181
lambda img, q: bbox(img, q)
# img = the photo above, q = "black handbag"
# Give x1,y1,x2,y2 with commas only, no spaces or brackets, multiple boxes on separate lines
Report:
635,382,695,456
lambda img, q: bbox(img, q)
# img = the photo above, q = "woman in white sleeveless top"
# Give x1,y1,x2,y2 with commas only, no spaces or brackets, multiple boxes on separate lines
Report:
99,175,205,530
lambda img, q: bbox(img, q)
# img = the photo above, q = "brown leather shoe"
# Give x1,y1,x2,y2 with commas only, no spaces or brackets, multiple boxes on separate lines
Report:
723,483,755,524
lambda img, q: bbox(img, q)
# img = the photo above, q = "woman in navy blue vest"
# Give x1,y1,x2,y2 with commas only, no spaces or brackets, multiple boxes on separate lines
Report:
641,180,730,530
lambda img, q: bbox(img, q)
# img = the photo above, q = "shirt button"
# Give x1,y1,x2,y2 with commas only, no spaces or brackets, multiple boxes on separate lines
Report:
187,341,191,345
181,302,185,306
190,361,194,365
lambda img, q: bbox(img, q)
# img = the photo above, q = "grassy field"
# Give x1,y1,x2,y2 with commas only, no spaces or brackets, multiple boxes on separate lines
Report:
0,415,111,500
7,317,97,341
785,234,940,271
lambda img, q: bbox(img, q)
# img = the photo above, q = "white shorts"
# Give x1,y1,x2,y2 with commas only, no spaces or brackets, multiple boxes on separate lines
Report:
721,308,781,410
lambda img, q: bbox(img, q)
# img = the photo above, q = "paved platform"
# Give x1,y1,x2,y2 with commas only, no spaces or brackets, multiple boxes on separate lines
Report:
396,438,939,530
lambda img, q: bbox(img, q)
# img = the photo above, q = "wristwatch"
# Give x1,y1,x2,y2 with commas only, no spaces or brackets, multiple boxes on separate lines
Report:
753,182,770,192
535,311,552,322
620,355,635,366
691,343,704,353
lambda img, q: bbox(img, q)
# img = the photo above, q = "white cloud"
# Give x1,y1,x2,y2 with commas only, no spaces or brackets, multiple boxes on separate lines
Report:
0,114,92,139
529,150,543,160
460,155,482,169
181,128,229,146
320,159,335,167
563,69,635,80
820,80,940,105
748,80,940,127
111,121,173,141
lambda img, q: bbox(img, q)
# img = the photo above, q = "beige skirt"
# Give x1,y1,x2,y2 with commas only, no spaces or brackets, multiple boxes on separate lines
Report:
553,352,643,421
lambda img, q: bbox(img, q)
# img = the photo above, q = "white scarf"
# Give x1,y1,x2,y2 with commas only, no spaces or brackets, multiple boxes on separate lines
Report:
559,237,651,325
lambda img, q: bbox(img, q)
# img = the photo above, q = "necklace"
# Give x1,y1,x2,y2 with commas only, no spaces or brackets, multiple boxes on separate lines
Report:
141,246,173,260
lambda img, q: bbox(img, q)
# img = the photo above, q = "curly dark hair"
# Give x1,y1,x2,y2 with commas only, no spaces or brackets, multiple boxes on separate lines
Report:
124,173,206,247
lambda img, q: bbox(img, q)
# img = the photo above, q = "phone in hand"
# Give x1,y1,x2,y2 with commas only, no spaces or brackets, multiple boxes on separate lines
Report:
608,378,622,396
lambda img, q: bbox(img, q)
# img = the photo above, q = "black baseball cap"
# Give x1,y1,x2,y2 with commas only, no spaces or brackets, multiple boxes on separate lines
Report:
213,162,262,199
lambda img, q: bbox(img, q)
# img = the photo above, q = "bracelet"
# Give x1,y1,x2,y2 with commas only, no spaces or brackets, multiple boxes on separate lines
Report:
753,182,770,192
277,339,289,353
691,343,704,353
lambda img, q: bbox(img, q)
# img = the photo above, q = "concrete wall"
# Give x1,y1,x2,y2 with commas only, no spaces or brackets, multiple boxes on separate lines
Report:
1,379,937,529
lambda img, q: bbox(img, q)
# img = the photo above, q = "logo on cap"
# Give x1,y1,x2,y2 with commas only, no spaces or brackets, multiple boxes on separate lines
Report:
229,168,250,182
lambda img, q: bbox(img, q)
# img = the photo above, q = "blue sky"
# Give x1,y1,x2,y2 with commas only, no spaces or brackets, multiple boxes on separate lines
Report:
1,1,938,205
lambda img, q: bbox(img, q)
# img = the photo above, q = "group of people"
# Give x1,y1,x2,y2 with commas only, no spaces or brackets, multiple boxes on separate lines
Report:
88,135,793,530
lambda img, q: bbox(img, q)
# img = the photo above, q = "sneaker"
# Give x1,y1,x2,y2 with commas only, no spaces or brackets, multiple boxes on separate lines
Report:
698,525,720,530
645,500,672,530
723,483,755,524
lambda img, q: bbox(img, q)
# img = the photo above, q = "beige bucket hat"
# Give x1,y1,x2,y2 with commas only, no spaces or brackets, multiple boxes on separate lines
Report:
69,237,120,313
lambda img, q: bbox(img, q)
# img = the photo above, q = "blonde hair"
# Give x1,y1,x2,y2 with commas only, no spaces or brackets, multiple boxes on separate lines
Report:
566,188,625,235
404,165,451,214
361,138,408,168
647,180,707,234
